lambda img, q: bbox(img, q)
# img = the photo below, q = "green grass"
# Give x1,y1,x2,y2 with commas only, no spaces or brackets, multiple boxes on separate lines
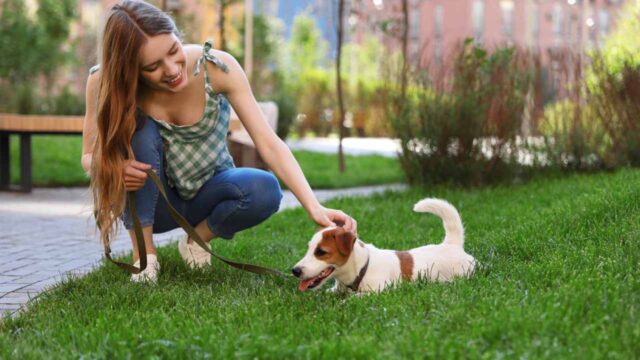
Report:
289,150,404,189
2,169,638,358
8,136,403,189
9,135,87,186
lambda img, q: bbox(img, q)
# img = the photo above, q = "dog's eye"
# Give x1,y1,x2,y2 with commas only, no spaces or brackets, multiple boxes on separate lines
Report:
314,248,328,257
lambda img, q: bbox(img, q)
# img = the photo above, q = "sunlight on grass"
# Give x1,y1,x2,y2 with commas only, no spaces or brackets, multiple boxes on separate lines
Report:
1,169,638,358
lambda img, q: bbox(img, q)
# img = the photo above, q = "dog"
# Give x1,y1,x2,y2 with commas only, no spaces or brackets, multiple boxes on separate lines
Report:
292,198,476,293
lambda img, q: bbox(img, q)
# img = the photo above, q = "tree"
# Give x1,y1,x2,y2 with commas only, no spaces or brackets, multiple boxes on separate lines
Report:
0,0,77,113
400,0,408,104
598,2,640,71
34,0,77,93
285,14,329,76
0,0,36,83
229,15,280,96
335,0,346,172
217,0,242,51
284,15,331,137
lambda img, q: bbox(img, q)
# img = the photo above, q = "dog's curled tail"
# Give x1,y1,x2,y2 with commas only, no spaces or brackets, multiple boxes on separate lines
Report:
413,198,464,246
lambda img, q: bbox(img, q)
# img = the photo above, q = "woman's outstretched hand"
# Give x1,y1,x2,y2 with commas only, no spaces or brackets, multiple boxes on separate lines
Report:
311,206,358,234
123,159,152,192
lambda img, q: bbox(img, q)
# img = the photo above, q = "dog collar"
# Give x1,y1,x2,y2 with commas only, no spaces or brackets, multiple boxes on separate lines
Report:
346,255,370,292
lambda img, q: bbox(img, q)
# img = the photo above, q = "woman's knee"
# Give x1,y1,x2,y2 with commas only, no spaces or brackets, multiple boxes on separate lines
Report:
240,170,282,215
229,168,282,217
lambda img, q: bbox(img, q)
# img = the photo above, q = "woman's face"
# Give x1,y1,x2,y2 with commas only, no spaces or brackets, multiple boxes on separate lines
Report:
138,33,188,93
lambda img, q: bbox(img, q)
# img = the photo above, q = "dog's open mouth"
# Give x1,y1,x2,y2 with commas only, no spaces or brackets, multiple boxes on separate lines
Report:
298,266,335,292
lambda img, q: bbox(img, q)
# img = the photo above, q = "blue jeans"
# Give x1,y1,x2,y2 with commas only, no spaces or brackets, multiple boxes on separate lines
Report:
121,117,282,239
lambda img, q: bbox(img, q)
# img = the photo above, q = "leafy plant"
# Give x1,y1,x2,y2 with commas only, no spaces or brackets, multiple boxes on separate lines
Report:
389,40,535,186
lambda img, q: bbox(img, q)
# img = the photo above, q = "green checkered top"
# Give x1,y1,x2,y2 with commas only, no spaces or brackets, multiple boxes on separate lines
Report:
151,41,235,200
88,41,235,200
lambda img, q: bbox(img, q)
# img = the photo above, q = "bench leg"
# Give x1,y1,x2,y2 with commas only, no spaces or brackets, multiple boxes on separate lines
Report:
0,133,9,190
20,134,32,193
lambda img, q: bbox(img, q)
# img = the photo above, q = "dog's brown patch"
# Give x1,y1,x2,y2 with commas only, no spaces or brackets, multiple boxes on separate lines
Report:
395,251,414,281
314,228,356,266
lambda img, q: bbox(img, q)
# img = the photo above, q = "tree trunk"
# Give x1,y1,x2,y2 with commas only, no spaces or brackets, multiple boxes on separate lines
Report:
244,0,253,82
336,0,346,173
218,1,227,51
400,0,409,105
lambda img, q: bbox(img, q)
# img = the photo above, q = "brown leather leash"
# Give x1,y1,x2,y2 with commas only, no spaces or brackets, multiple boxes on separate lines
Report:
102,169,289,278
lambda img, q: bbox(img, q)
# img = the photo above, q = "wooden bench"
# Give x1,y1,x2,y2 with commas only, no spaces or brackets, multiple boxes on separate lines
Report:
0,102,277,192
0,113,85,192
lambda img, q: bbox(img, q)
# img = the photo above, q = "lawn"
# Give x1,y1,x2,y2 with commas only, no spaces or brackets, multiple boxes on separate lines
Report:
1,169,638,358
9,135,88,187
8,135,404,188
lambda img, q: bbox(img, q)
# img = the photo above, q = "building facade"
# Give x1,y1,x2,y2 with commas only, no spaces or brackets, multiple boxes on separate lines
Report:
350,0,629,68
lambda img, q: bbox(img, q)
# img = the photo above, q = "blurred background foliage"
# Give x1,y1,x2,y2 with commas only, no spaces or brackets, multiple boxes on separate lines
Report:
0,0,639,187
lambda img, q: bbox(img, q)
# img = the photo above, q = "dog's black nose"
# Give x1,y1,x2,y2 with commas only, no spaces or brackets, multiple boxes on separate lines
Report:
292,267,302,278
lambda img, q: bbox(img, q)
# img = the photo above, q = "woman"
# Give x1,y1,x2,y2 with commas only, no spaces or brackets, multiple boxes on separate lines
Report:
82,0,356,283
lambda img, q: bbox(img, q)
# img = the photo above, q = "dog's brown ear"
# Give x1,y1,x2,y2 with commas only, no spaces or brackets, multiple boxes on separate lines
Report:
335,228,356,257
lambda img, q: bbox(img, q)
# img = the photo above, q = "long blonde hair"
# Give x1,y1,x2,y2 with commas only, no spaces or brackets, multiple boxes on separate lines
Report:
91,0,179,248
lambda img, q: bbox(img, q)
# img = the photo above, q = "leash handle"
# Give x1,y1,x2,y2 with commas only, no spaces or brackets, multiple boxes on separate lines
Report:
104,169,289,278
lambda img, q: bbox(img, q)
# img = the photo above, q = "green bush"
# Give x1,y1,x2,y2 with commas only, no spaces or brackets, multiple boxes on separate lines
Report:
269,71,297,140
292,68,333,137
587,55,640,166
390,40,535,186
579,2,640,167
46,85,85,115
1,83,84,115
539,99,610,171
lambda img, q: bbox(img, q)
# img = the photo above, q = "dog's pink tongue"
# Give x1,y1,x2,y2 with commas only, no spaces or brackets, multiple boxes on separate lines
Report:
298,279,314,292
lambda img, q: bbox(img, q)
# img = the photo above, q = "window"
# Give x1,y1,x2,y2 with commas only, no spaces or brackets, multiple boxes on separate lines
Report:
500,0,514,38
411,7,420,40
472,0,484,43
552,3,563,38
434,4,443,66
531,2,540,40
434,4,443,39
598,9,610,35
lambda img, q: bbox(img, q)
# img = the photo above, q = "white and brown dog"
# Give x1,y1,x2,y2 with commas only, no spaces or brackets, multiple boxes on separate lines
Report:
292,198,476,293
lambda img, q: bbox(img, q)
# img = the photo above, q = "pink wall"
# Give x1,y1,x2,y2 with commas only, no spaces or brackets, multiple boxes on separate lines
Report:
351,0,628,68
416,0,628,68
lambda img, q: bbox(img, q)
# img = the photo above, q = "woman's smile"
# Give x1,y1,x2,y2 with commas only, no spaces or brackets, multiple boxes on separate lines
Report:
164,69,183,87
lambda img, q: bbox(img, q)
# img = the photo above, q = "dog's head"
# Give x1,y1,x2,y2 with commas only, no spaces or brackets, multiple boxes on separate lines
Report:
292,226,357,292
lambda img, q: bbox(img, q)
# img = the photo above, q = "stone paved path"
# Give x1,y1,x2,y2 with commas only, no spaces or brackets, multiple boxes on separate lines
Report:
0,183,406,318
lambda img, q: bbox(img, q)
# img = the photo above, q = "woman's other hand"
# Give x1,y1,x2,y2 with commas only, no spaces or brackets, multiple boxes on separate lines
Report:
124,159,152,192
312,206,358,234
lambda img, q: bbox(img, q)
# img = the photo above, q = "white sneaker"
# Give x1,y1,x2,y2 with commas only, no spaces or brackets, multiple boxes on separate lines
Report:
178,237,211,269
131,254,160,284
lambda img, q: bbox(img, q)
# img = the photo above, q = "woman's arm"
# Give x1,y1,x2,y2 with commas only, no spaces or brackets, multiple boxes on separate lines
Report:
207,51,356,231
81,72,100,176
